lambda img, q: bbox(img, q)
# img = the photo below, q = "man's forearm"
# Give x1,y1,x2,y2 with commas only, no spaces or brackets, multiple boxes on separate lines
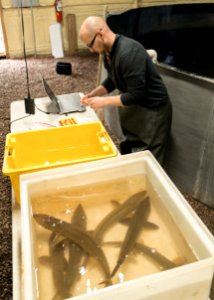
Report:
103,95,124,107
89,85,108,97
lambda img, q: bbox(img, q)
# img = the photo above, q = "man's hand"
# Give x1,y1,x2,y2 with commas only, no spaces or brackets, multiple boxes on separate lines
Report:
80,94,90,106
85,97,107,110
80,85,108,107
81,94,123,110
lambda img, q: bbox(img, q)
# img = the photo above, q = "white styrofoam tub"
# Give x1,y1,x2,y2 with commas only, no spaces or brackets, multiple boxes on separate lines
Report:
20,151,214,300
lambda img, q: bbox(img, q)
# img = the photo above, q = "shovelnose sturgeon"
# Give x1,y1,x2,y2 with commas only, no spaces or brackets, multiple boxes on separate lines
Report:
111,197,150,277
104,241,178,271
33,213,112,286
93,191,147,245
65,204,88,292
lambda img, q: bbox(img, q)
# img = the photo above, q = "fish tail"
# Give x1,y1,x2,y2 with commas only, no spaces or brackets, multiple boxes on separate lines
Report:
98,277,112,286
110,260,121,278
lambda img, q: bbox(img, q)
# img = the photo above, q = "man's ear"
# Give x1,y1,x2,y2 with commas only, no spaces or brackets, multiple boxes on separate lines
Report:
98,27,104,36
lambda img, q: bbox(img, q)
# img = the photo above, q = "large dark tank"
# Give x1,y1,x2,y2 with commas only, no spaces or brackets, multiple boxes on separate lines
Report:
106,3,214,79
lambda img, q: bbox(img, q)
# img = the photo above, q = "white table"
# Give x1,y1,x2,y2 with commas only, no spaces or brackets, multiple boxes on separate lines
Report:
11,96,101,300
10,95,99,133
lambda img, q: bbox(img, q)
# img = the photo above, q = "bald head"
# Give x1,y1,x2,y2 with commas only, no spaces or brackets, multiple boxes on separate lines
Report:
79,16,116,52
79,16,108,39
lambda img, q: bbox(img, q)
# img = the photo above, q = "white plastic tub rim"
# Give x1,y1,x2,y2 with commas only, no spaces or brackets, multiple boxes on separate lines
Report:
20,151,214,300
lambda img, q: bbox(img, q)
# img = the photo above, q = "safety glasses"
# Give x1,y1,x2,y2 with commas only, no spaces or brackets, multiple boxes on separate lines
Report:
87,33,97,48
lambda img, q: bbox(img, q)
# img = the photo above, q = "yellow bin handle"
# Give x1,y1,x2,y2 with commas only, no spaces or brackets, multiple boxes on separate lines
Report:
4,144,15,171
98,131,111,152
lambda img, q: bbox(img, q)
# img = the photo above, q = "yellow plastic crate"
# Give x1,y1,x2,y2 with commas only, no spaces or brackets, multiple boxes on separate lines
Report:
2,122,117,204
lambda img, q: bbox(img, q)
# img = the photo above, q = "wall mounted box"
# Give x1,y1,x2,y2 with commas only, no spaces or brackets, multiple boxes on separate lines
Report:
2,121,117,204
20,151,214,300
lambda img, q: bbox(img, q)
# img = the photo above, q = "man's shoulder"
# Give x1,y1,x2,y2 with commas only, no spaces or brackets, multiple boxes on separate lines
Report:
118,35,146,54
117,35,146,59
119,35,143,46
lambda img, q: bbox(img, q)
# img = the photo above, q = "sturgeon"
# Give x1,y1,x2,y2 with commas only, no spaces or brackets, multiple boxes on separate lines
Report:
34,213,112,286
93,191,146,245
110,199,159,230
111,197,150,277
50,233,70,300
104,241,177,271
65,204,88,292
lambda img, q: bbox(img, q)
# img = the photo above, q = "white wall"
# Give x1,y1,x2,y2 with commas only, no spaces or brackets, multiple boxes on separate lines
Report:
2,0,214,57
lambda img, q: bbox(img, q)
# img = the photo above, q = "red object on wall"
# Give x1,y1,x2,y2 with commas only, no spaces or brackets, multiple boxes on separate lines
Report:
54,0,63,22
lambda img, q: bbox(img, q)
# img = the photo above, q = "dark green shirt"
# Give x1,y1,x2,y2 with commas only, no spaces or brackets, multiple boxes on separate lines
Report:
102,35,170,108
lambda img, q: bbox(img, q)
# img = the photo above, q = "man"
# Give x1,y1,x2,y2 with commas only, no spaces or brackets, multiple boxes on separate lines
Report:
79,16,172,165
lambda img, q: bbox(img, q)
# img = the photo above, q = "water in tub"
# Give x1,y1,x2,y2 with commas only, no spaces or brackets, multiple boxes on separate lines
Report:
30,174,197,299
